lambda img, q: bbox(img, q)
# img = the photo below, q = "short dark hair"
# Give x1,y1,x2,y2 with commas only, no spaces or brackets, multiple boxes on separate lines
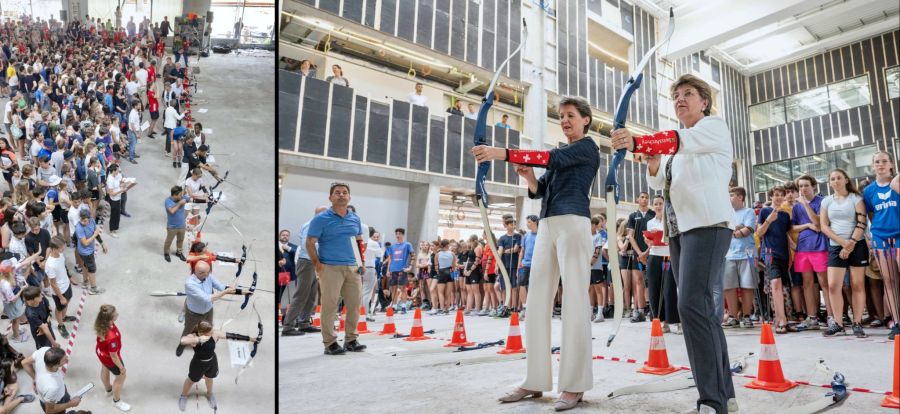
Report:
526,215,539,224
369,226,376,237
767,186,786,198
43,347,66,368
329,182,350,196
23,286,42,301
796,175,817,188
558,96,592,134
395,228,406,235
171,185,183,196
783,181,798,192
504,218,516,226
729,186,746,201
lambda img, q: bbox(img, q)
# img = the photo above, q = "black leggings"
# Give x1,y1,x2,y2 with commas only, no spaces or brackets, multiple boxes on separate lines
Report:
647,255,679,324
108,198,121,231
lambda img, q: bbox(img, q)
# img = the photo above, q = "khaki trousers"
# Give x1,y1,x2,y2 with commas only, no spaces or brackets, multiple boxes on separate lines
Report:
520,215,593,393
319,265,362,347
164,227,186,254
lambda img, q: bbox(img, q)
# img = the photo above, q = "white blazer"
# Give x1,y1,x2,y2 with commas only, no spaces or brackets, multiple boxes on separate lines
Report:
646,116,735,233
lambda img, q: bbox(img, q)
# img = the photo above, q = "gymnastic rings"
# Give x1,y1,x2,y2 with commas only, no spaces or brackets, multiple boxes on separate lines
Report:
422,64,432,76
407,66,416,78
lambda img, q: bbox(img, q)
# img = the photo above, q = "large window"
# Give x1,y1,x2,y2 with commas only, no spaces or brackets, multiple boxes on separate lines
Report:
749,99,785,130
753,145,877,194
887,66,900,100
210,0,274,44
749,75,871,131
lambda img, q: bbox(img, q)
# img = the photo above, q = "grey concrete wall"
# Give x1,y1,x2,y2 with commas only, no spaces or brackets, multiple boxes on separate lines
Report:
406,183,440,245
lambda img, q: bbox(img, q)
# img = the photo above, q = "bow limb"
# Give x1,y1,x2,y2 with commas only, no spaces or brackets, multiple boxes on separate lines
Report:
474,19,527,309
606,8,674,347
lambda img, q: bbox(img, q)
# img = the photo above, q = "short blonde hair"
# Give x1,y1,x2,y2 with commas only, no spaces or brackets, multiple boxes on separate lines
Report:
671,74,712,116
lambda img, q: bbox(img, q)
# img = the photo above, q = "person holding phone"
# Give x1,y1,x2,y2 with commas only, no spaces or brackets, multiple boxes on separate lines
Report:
94,304,130,412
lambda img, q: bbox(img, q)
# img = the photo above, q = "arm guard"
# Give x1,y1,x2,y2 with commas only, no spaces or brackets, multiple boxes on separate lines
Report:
633,130,680,155
225,332,251,341
506,149,550,167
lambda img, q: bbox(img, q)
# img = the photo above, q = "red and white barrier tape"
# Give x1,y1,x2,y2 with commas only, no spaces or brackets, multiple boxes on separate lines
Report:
61,287,89,375
553,352,893,396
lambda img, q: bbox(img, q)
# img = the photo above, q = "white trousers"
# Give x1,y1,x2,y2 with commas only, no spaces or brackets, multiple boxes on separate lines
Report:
360,267,377,314
520,215,593,393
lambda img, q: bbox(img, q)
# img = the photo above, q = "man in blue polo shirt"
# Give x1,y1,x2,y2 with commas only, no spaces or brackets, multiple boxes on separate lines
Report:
306,183,366,355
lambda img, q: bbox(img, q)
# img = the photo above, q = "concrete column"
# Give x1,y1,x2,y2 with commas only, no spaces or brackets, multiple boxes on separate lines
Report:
407,183,440,244
519,3,552,219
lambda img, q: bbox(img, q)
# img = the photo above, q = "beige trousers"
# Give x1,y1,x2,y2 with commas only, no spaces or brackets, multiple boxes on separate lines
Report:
520,215,593,393
319,265,362,347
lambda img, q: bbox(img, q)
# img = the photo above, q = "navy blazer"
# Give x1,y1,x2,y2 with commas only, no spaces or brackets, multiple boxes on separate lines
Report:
280,243,298,280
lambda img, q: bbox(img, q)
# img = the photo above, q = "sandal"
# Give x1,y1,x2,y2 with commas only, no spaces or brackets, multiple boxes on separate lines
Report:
775,324,787,334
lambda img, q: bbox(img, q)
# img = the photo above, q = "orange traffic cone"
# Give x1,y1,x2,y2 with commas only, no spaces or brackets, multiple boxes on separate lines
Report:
498,312,525,354
312,305,321,327
337,307,346,332
356,306,371,334
882,335,900,408
379,307,397,335
638,319,679,375
745,323,797,392
444,309,475,347
403,308,431,341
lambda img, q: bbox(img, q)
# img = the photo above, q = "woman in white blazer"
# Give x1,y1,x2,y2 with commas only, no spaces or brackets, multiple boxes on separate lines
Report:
612,74,736,414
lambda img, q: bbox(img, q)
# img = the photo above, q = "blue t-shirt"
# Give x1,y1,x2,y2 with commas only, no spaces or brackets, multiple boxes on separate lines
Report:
758,207,791,262
863,180,900,243
306,208,364,266
74,220,97,255
387,242,414,272
592,229,608,268
726,207,756,260
165,195,190,229
522,231,537,267
173,126,188,140
497,233,522,269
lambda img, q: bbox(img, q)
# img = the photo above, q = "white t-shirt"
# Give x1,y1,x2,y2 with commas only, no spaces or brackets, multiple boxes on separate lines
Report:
106,173,123,201
68,204,90,235
407,93,428,107
3,102,12,124
135,69,148,87
45,255,70,293
33,347,66,403
184,176,203,198
646,217,670,257
365,239,384,268
125,80,139,97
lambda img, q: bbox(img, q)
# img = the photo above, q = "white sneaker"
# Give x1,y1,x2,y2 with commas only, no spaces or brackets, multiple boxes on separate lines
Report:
113,400,132,412
178,311,185,323
592,313,605,323
670,324,681,335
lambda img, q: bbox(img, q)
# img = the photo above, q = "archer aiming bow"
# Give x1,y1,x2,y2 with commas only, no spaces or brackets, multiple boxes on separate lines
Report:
606,8,674,347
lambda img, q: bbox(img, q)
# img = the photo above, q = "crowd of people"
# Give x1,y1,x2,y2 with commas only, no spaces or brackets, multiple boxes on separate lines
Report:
280,71,899,413
0,11,260,413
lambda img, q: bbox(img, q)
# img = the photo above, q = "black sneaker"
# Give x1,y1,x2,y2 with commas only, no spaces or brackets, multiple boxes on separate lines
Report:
173,161,177,168
58,324,69,338
299,325,321,333
822,321,846,337
344,340,367,352
851,323,868,338
324,342,346,355
64,316,77,322
889,324,899,341
164,254,172,262
176,344,185,357
280,327,305,336
175,252,187,261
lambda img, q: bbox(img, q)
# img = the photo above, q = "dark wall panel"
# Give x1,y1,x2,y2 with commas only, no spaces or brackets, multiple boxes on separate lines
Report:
466,0,479,65
366,102,390,164
450,0,465,60
389,100,411,167
319,0,339,14
507,129,519,184
462,117,477,178
351,96,367,161
341,0,363,23
278,71,301,152
429,118,445,174
380,0,397,36
434,0,450,54
481,0,496,71
297,77,329,155
409,105,430,171
397,0,416,41
416,0,434,47
364,0,377,27
496,0,508,77
446,115,463,176
327,84,353,159
508,1,521,79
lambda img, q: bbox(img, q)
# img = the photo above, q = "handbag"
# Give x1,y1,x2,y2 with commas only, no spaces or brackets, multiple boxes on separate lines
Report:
278,268,291,286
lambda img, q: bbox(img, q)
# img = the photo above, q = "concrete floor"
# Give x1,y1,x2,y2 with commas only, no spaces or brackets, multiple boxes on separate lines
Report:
280,308,896,413
4,51,274,413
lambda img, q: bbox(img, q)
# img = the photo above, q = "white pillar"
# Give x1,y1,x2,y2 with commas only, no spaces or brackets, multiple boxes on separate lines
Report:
519,3,552,219
407,183,440,244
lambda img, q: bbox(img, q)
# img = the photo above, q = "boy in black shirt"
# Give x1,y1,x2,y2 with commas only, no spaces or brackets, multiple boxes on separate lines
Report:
756,186,793,333
497,218,522,315
23,286,59,349
626,192,655,322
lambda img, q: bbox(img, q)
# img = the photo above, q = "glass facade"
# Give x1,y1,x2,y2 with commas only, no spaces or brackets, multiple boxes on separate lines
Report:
753,144,877,193
749,75,871,131
211,0,274,44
